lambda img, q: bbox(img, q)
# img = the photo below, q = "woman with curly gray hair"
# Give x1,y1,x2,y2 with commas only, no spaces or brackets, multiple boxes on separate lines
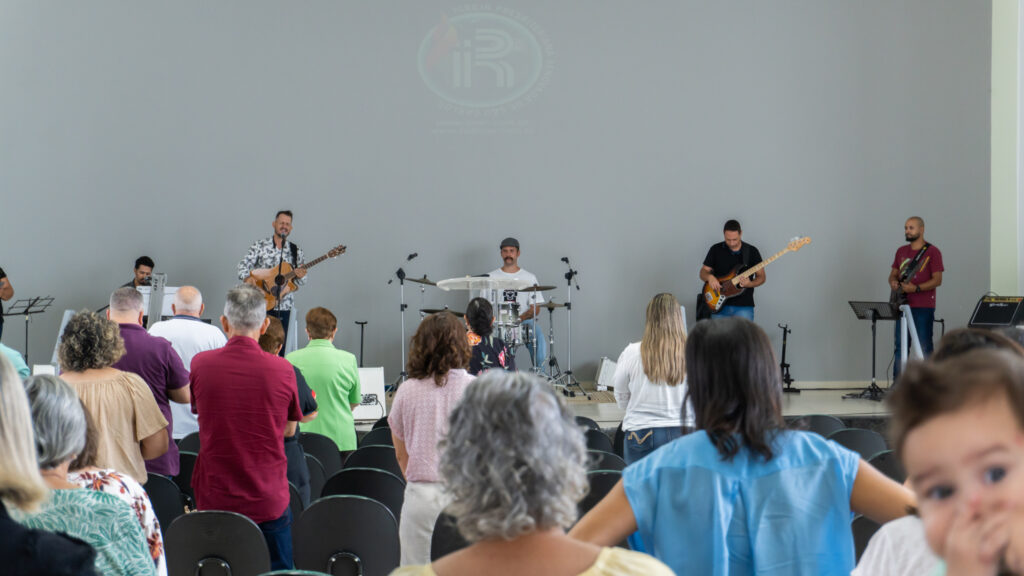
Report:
390,371,672,576
58,310,167,484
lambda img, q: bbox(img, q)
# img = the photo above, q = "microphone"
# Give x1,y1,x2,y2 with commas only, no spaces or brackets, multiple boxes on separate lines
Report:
407,253,418,261
561,257,569,264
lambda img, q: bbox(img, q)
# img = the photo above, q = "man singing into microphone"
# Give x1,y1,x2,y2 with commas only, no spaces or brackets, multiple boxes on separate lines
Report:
238,210,307,352
121,256,155,288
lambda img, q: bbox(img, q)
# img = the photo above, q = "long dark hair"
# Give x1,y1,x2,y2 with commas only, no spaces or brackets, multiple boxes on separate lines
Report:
465,298,494,338
685,317,784,461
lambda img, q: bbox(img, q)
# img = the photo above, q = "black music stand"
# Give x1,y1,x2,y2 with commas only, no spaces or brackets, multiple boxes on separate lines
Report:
4,296,54,364
844,301,898,402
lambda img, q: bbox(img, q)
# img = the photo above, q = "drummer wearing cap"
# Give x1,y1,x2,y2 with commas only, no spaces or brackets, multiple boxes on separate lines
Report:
479,238,549,372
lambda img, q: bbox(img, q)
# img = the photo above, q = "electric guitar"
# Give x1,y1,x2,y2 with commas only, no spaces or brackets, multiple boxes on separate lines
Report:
889,245,931,308
246,244,346,310
702,237,811,313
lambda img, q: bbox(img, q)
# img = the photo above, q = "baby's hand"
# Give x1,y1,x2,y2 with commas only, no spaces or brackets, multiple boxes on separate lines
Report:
944,498,1009,576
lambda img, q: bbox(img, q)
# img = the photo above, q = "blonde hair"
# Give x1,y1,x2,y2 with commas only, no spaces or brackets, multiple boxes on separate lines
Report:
0,355,48,511
640,293,686,386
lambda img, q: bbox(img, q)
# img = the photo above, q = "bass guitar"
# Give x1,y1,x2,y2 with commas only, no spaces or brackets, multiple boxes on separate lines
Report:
247,244,346,310
702,237,811,313
889,244,931,308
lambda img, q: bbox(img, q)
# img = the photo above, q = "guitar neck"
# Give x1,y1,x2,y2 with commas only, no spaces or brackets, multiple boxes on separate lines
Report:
731,247,791,284
284,252,332,280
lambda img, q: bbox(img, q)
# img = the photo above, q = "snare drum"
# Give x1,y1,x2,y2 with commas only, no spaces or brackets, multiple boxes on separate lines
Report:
495,302,522,347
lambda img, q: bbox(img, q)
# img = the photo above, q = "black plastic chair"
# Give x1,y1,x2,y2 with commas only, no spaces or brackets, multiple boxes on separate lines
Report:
575,416,601,430
868,450,906,483
359,427,394,447
290,481,304,518
321,467,405,521
260,571,331,576
371,416,390,430
305,454,327,501
178,431,201,454
174,451,198,504
145,473,187,535
343,445,403,480
852,514,881,562
431,511,470,561
585,429,614,453
587,450,626,472
612,422,625,458
577,470,622,520
799,415,846,437
298,432,343,478
293,495,400,576
165,510,271,576
827,428,888,460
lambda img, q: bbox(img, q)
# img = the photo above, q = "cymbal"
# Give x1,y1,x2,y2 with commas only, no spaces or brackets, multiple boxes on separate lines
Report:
406,275,436,286
539,301,566,310
519,285,556,292
420,308,465,318
436,276,532,291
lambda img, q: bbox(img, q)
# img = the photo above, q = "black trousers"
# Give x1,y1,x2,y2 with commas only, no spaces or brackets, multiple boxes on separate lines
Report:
267,309,290,357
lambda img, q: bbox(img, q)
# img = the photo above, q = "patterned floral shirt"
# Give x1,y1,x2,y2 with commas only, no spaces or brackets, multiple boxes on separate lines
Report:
69,468,167,576
467,332,516,375
237,237,306,311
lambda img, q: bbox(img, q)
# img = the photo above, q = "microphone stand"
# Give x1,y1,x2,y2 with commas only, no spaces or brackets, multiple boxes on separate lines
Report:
554,258,588,399
355,321,368,367
386,253,418,390
273,233,288,315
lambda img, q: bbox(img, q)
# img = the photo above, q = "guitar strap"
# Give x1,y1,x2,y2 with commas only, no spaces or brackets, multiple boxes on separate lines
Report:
899,243,931,283
741,244,753,278
290,242,299,267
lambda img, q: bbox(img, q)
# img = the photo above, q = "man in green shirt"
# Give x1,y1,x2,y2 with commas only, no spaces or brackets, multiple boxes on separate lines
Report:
286,307,361,453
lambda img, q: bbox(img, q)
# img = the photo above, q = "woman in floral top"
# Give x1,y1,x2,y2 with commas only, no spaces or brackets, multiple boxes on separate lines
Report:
465,298,516,375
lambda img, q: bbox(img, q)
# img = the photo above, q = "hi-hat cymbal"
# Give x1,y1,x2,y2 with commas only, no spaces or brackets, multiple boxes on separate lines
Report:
539,301,566,310
436,276,531,291
519,285,556,292
406,275,436,286
420,308,465,318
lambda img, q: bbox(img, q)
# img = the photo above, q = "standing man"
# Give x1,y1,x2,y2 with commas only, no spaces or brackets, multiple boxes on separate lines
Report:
889,216,943,378
108,287,190,477
122,256,155,288
148,286,227,440
189,284,302,570
699,219,765,321
479,238,548,371
0,266,12,341
238,210,306,351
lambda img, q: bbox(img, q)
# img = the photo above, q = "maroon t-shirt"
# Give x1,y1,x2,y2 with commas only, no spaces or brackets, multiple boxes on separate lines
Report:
892,244,944,309
189,336,302,524
113,323,189,476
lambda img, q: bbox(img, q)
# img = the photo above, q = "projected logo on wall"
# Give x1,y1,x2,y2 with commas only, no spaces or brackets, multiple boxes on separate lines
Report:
418,6,553,113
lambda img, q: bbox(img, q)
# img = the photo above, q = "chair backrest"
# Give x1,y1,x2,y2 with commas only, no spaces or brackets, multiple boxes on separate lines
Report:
178,431,201,454
293,495,400,576
259,571,331,576
612,422,625,458
359,427,394,447
587,450,626,472
298,432,343,478
431,511,470,561
575,416,600,430
145,473,186,535
174,451,198,503
852,514,881,562
321,467,405,520
827,428,888,460
343,445,404,480
799,414,846,437
371,416,390,430
577,470,622,520
584,429,614,453
867,450,906,484
305,454,327,503
165,510,271,576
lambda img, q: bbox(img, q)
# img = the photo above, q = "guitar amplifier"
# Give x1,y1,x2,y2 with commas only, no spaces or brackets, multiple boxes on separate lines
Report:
968,296,1024,328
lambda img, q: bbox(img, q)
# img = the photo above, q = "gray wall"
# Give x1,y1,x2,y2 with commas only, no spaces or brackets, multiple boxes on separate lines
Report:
0,1,991,383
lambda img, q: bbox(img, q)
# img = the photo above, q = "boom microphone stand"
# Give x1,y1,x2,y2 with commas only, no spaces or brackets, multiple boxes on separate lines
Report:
386,253,418,390
778,323,798,394
554,257,588,399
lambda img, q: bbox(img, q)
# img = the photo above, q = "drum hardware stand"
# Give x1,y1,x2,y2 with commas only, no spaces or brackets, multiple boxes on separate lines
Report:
355,321,368,367
552,258,588,399
528,286,544,378
386,253,419,390
778,323,798,394
5,296,54,364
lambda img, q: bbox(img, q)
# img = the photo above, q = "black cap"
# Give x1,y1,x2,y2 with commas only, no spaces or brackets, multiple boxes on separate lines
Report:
500,237,520,249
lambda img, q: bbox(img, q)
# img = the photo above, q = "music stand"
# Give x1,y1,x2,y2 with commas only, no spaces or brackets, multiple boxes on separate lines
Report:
844,301,898,401
4,296,54,364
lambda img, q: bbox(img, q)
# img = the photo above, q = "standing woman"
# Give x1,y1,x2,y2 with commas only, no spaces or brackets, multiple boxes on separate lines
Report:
613,293,693,464
389,312,475,565
464,297,515,375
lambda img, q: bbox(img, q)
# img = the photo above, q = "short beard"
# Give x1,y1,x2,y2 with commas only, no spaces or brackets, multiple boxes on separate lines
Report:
905,233,919,242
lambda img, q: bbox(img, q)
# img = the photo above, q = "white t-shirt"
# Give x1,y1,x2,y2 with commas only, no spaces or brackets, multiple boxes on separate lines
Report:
852,515,940,576
477,268,546,316
148,316,228,439
612,342,693,431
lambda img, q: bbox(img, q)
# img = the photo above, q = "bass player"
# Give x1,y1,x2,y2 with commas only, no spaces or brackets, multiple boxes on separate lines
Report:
699,219,764,321
888,216,943,378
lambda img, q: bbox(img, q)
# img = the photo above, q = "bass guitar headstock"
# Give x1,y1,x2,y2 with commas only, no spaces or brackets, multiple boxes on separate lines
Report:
788,237,811,252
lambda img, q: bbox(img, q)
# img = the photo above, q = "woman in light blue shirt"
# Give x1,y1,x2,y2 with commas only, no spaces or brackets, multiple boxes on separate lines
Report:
571,317,914,576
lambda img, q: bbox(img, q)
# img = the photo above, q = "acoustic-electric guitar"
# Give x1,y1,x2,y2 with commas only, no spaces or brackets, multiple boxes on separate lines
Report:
701,237,811,313
246,244,346,310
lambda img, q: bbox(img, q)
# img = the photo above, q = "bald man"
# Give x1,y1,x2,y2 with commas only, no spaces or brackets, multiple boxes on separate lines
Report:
149,286,228,439
888,216,944,378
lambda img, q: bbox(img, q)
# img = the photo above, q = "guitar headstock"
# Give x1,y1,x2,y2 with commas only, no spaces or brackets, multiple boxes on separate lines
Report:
328,245,347,258
787,237,811,252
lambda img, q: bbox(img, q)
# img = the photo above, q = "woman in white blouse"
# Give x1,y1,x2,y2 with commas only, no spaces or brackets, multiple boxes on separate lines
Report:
612,293,693,464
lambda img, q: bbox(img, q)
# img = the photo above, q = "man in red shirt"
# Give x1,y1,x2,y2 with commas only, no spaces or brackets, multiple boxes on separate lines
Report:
190,284,302,570
888,216,944,378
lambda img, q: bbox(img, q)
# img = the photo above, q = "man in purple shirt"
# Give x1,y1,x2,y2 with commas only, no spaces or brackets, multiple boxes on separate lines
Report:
888,216,944,378
108,286,190,476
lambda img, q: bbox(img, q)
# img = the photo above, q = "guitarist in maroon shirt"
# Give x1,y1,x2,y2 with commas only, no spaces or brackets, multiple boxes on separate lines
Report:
888,216,944,378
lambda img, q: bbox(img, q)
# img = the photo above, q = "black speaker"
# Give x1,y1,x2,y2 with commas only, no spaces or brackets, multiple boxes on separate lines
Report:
968,296,1024,328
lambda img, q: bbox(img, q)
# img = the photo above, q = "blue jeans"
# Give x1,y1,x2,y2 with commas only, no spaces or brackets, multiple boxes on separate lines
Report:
259,507,293,570
267,309,290,357
623,426,685,465
520,318,548,371
716,305,754,321
893,307,934,379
